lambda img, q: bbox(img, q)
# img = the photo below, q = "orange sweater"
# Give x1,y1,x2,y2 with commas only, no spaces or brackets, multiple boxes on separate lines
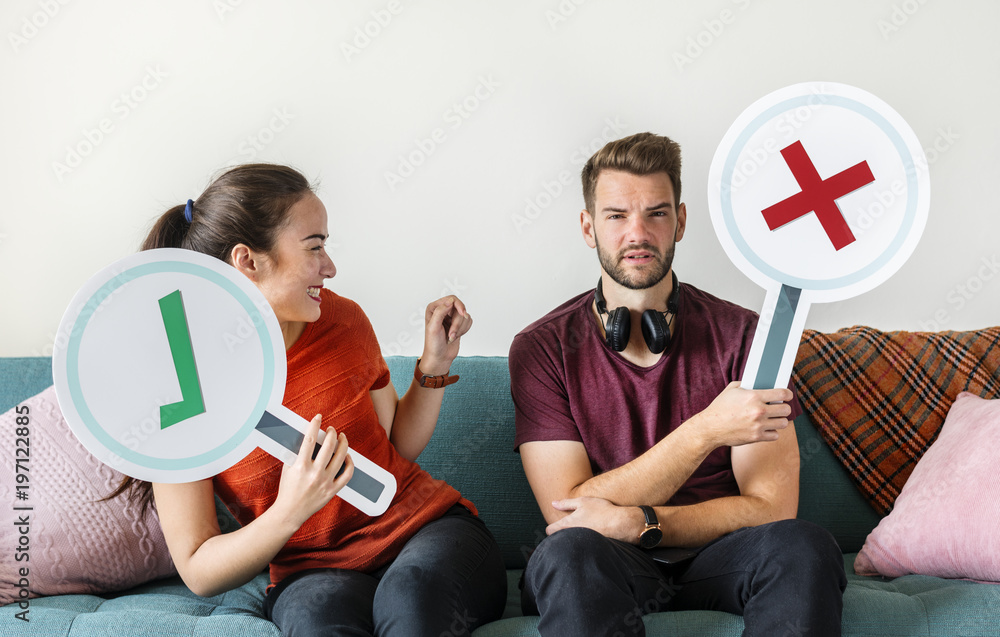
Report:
213,289,473,587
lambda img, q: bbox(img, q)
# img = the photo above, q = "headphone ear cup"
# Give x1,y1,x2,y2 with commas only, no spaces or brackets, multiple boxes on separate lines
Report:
605,307,630,351
667,271,681,315
641,310,670,354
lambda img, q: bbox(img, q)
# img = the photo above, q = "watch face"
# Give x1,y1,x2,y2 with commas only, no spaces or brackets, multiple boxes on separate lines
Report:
640,527,663,549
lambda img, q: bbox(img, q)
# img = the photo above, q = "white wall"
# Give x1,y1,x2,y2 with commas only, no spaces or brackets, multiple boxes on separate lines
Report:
2,0,997,358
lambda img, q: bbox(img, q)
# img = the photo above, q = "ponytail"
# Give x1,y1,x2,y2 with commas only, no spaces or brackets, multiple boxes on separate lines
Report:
142,204,190,251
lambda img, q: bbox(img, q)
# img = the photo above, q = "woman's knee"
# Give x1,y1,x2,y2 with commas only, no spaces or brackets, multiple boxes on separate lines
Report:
372,520,507,634
268,569,377,636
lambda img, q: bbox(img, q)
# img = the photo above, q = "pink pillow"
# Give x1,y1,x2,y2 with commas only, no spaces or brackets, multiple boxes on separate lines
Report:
855,392,1000,581
0,386,176,606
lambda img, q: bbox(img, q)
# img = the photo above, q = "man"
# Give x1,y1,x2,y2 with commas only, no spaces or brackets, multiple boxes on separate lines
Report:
509,132,846,636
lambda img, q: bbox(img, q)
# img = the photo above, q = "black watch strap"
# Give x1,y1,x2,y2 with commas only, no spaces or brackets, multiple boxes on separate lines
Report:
637,505,663,549
639,505,658,526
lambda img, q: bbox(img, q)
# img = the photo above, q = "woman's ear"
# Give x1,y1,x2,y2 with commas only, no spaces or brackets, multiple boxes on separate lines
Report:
230,244,261,281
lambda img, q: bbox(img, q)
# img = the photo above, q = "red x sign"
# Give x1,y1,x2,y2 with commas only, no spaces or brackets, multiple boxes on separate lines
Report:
761,140,875,251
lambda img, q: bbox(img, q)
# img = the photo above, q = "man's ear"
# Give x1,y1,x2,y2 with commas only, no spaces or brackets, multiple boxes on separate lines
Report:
230,244,262,281
675,202,687,242
581,209,597,249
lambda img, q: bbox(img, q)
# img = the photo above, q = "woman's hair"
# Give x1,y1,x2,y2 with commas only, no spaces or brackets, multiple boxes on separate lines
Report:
106,164,315,513
143,163,314,260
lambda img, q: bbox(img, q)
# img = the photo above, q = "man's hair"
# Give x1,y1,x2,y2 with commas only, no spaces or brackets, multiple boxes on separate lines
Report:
581,132,683,213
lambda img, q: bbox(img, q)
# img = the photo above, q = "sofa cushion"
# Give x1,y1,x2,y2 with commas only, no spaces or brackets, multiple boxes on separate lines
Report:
843,554,1000,636
793,413,881,553
6,555,999,637
475,555,1000,636
386,357,549,570
0,357,53,414
855,393,1000,581
793,327,1000,515
0,386,176,606
0,573,279,637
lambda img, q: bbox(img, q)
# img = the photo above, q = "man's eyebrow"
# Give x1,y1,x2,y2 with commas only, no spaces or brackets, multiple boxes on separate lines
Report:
301,233,327,242
600,202,673,213
646,201,673,211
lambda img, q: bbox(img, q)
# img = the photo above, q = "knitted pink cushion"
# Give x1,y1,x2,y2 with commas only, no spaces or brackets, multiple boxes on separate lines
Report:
855,392,1000,581
0,386,175,605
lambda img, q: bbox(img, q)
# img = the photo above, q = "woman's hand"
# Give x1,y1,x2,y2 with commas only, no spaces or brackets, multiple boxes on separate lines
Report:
272,413,354,528
153,415,353,597
418,296,473,376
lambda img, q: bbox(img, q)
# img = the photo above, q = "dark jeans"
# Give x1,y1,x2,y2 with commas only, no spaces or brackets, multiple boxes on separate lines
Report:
266,505,507,637
521,519,847,637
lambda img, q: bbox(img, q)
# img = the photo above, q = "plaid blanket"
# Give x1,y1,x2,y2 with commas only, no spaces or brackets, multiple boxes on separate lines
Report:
792,326,1000,515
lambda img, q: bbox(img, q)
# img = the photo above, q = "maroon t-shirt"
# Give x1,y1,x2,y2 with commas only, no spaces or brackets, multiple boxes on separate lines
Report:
509,283,801,506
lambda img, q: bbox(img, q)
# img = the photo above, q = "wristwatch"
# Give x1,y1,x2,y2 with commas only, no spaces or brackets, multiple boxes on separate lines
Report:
637,505,663,549
414,358,460,389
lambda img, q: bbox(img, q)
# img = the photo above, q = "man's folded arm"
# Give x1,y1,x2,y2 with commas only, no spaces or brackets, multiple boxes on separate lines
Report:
650,421,801,547
519,428,714,525
520,402,800,546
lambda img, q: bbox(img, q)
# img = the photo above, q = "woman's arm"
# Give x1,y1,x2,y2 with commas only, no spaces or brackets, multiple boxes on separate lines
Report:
372,296,472,461
153,414,354,597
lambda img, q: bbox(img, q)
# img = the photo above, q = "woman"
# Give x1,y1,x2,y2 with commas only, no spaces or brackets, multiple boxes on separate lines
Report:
125,163,506,636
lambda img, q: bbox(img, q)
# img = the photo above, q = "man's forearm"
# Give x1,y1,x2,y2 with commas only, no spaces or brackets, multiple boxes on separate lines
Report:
655,494,792,548
571,419,715,506
570,383,793,507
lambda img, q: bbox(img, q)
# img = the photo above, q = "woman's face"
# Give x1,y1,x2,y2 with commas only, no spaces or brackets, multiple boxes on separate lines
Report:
253,193,337,327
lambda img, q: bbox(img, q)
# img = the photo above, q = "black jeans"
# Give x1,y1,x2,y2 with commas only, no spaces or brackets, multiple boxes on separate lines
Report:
521,519,847,637
266,506,507,637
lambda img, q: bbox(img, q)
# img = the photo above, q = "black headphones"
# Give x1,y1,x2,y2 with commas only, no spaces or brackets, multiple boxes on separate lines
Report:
595,271,680,354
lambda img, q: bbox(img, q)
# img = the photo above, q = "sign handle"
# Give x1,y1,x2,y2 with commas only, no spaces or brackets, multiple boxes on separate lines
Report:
740,285,809,390
253,404,397,517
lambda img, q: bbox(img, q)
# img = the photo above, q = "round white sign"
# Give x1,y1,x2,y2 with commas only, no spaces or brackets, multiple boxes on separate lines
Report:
707,82,930,389
52,248,395,516
709,81,930,302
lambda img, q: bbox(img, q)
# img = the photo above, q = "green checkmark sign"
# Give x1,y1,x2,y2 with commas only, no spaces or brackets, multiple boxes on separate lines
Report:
158,289,206,429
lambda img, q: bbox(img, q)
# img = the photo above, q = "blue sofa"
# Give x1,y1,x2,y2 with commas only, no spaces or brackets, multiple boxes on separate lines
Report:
2,354,999,636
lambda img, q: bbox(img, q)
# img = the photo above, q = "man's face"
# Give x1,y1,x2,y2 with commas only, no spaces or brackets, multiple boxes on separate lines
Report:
581,170,686,290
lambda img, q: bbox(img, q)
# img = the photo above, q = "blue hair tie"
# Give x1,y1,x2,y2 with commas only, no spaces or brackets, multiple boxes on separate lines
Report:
183,199,194,224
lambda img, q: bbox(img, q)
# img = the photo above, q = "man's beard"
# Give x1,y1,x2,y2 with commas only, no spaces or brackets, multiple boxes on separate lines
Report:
596,238,674,290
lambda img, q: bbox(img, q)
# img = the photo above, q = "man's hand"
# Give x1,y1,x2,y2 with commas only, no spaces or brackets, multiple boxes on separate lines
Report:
689,381,792,448
545,496,644,544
